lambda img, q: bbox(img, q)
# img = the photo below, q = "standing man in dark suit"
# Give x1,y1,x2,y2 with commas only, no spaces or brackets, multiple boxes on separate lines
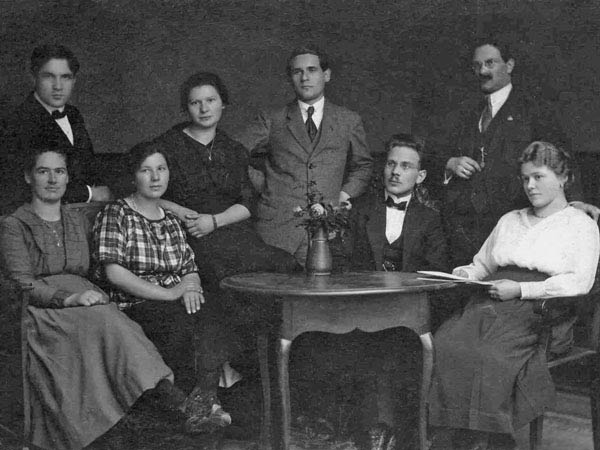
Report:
440,39,598,266
1,44,111,214
239,45,373,264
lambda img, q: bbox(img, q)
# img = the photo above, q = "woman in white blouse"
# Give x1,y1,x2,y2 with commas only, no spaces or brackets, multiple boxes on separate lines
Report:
428,141,600,450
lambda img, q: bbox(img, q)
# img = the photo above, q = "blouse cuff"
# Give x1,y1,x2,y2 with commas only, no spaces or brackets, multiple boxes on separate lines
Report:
519,281,546,300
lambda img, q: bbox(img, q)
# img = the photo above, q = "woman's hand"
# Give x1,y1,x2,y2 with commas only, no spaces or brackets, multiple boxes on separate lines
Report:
185,214,216,238
488,280,521,301
181,289,205,314
453,269,470,278
64,290,109,307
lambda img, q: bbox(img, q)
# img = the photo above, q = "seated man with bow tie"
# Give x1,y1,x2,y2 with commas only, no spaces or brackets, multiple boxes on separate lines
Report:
341,133,449,274
0,44,112,214
291,135,450,447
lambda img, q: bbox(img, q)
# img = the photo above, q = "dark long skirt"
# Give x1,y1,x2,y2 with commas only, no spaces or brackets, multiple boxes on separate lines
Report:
428,268,572,434
189,221,300,290
124,299,231,394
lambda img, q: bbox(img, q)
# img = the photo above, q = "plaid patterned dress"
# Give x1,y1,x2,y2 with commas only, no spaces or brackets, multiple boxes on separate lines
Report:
92,199,198,306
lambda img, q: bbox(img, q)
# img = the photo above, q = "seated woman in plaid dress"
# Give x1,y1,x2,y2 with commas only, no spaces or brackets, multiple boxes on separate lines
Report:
92,142,232,434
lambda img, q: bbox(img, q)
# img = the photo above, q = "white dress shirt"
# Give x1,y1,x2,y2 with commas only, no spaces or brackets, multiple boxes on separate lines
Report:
34,92,74,145
478,83,512,132
34,92,93,202
298,96,325,130
385,192,412,244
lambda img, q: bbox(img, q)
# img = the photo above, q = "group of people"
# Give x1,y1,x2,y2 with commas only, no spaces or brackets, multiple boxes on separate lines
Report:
0,37,598,450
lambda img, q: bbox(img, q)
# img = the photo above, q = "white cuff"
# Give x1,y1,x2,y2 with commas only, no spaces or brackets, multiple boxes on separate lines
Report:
443,171,453,185
519,281,545,299
86,185,93,203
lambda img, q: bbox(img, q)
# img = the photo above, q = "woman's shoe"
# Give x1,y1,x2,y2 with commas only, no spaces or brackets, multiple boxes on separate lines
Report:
365,423,396,450
184,403,232,434
182,386,232,434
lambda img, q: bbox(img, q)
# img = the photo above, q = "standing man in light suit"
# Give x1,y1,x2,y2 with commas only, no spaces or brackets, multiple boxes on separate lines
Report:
1,44,111,215
239,45,373,264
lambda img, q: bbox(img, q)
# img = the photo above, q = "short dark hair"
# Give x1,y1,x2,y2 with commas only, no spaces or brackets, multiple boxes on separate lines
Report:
179,72,230,112
23,147,68,175
127,141,170,177
286,45,330,77
473,39,514,63
519,141,573,186
30,44,80,75
385,133,427,169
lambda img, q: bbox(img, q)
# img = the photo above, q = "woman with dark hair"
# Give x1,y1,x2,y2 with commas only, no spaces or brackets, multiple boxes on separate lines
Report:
153,72,298,289
429,141,600,449
139,73,298,408
0,148,176,450
93,142,233,434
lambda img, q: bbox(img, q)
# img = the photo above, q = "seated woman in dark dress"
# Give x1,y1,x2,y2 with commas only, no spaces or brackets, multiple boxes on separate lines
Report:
0,148,177,450
93,143,233,434
150,72,299,372
154,72,299,285
428,142,600,450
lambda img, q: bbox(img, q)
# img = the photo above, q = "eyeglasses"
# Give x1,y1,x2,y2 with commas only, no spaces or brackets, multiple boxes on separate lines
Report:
385,161,419,171
471,58,502,72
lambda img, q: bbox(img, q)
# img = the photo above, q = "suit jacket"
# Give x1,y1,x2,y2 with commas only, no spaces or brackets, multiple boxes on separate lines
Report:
341,191,449,273
440,87,571,265
0,93,97,214
239,99,373,255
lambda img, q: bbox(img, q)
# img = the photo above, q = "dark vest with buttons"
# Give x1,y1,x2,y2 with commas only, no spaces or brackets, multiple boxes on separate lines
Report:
382,230,405,271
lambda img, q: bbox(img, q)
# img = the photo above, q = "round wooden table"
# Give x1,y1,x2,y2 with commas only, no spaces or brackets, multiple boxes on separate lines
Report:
221,271,456,450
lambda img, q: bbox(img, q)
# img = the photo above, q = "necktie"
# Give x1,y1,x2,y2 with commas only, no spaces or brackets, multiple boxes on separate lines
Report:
385,197,407,211
306,106,318,142
51,109,67,120
480,95,492,133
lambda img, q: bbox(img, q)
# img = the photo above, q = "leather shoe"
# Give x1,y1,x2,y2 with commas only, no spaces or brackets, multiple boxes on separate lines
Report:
365,423,396,450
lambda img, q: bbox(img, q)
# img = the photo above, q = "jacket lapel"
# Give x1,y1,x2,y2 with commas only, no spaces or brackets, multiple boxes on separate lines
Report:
483,89,516,140
312,100,335,157
286,102,312,154
366,194,387,269
27,94,75,148
401,201,420,266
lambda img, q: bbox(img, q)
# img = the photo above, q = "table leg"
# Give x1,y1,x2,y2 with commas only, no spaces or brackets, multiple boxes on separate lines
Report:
419,332,434,450
257,333,272,450
278,338,292,450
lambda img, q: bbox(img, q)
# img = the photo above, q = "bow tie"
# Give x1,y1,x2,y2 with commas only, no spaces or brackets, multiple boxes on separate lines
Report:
51,109,67,120
385,197,408,211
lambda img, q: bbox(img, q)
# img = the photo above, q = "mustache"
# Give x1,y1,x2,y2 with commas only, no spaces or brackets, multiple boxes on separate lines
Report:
479,75,492,81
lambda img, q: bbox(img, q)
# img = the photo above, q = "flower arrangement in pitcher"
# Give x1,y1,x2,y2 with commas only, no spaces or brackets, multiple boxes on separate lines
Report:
293,184,351,237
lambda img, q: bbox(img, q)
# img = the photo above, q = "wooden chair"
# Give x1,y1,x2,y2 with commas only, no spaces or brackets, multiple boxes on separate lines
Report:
21,289,32,450
529,290,600,450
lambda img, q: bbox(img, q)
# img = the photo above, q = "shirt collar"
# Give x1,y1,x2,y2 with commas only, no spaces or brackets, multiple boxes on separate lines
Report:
297,96,325,115
384,191,412,204
488,83,512,111
34,91,66,115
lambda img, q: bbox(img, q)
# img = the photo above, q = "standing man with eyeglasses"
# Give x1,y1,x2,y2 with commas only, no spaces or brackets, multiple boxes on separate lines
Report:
1,44,111,214
440,39,597,267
